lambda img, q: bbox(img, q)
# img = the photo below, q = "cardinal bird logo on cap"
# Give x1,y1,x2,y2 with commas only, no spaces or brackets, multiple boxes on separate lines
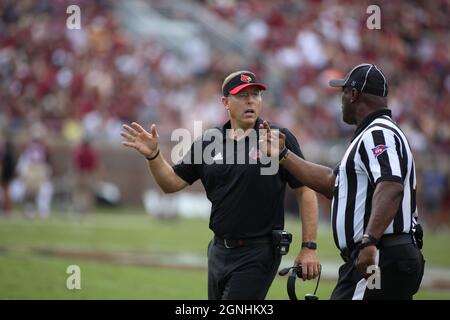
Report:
241,74,252,83
371,145,388,158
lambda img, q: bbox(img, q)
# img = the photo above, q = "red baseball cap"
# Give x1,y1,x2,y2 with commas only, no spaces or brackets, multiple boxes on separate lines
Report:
222,71,267,96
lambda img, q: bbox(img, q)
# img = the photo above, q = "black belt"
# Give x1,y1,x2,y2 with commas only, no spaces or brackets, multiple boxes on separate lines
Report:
340,233,413,262
214,235,272,249
378,233,414,247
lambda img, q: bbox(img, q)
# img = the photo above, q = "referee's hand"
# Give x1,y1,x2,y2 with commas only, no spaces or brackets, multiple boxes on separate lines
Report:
258,121,286,157
355,245,377,279
121,122,159,159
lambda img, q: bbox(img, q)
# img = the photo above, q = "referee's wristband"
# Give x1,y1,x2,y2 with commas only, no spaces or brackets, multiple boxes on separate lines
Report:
359,233,378,250
145,149,160,161
362,233,378,244
279,147,289,162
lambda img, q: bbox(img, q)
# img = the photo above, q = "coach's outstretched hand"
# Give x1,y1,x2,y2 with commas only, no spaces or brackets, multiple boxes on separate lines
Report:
258,120,286,157
121,122,159,159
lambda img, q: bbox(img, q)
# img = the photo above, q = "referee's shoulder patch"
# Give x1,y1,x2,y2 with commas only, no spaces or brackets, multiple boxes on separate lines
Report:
371,144,389,158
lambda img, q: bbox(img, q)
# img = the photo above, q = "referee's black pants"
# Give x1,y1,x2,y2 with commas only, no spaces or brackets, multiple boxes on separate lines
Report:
330,243,425,300
207,238,281,300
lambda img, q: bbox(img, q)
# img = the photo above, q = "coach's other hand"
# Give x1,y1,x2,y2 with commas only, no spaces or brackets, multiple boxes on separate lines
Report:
259,121,286,157
121,122,159,159
295,249,321,281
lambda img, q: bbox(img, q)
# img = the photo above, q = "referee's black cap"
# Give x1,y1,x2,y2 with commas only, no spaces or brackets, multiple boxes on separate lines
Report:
329,63,388,97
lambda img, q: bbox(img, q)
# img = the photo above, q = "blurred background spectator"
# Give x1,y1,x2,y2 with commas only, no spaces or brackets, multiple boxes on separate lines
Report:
0,0,448,227
15,124,53,218
0,133,16,216
71,137,101,215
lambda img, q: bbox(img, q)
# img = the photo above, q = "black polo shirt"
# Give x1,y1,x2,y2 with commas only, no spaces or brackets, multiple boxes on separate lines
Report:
172,117,305,239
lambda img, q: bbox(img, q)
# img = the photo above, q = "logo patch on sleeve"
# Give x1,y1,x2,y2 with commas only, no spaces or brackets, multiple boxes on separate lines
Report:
371,145,388,158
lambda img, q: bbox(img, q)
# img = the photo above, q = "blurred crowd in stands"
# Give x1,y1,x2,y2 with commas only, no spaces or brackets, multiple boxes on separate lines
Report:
0,0,448,227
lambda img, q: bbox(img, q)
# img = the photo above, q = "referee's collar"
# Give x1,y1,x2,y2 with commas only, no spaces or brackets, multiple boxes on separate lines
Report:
352,108,392,141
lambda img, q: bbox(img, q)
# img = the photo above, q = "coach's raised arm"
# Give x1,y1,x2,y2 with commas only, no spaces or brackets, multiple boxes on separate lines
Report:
121,122,188,193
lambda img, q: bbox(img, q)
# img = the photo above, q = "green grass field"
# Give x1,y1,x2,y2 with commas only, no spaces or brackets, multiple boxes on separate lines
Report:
0,208,449,300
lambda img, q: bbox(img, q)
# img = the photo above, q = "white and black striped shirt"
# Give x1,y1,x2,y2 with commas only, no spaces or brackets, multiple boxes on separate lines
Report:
331,109,418,251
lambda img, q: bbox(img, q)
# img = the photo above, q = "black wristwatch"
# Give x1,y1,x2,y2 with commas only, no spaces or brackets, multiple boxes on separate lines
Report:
301,241,317,250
